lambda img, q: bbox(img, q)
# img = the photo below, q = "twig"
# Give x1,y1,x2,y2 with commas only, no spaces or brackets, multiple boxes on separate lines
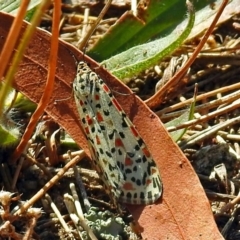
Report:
73,166,91,211
145,0,229,109
0,0,30,112
45,194,73,237
179,115,240,149
157,68,240,116
13,154,83,215
11,0,60,163
160,89,240,121
64,194,98,240
78,0,113,50
167,99,240,133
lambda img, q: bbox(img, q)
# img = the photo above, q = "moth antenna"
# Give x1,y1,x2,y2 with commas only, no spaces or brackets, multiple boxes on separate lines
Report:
77,0,113,61
56,0,114,103
77,8,90,62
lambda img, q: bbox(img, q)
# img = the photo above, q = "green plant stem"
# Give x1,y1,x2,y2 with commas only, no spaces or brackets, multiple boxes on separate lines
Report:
0,0,30,113
0,0,51,114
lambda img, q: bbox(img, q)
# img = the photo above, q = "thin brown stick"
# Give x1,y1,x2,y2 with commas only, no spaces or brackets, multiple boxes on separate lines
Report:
77,0,113,50
0,0,31,114
145,0,229,109
179,115,240,149
13,154,83,215
11,0,60,164
160,89,240,121
167,99,240,132
0,0,30,82
157,70,240,116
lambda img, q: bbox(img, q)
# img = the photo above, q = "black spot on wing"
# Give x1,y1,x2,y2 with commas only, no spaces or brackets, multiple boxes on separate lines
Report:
103,110,110,116
91,126,95,133
119,132,125,139
125,169,132,174
136,179,141,186
81,118,86,124
100,125,105,131
106,151,112,158
96,103,101,108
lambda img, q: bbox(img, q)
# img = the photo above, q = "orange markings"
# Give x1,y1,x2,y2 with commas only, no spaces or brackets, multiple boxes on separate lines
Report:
86,115,93,125
142,147,151,158
96,111,104,122
115,138,123,147
80,100,84,106
123,182,136,190
103,84,110,93
125,157,133,166
151,168,157,174
96,135,101,145
95,94,100,101
146,179,152,186
130,126,139,137
85,127,90,135
112,98,122,112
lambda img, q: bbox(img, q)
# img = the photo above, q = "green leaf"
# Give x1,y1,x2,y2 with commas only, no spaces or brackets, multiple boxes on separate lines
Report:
6,92,37,112
100,1,194,80
165,111,190,142
165,90,196,142
88,0,218,63
0,123,19,147
0,0,41,20
88,0,180,61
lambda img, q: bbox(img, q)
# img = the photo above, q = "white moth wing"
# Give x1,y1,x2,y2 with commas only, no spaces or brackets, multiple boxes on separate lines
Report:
73,61,162,204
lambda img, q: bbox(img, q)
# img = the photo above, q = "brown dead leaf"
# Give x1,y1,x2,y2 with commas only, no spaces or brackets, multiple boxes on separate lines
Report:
0,11,223,239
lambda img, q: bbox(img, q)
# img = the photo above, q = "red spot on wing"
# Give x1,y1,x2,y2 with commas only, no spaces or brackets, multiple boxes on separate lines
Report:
86,115,93,125
91,146,97,157
96,112,103,122
95,94,100,101
125,157,133,166
79,100,84,106
115,138,123,147
123,182,136,190
142,147,151,158
103,84,110,93
146,179,152,186
130,126,139,138
85,126,90,135
96,135,101,145
112,98,122,112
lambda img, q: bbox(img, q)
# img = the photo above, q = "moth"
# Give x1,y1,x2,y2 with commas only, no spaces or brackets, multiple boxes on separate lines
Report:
73,61,162,205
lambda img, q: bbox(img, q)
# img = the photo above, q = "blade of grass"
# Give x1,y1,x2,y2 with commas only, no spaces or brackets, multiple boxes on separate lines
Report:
145,0,229,109
77,0,113,51
13,154,84,215
165,84,197,142
101,0,195,80
10,0,60,165
0,0,30,113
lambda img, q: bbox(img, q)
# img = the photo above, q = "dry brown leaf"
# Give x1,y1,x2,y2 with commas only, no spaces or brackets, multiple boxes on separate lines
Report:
0,11,223,239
